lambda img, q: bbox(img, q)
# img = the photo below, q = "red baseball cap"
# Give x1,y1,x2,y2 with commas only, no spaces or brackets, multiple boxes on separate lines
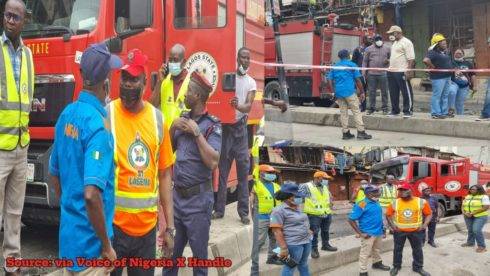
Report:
397,182,411,190
121,49,148,76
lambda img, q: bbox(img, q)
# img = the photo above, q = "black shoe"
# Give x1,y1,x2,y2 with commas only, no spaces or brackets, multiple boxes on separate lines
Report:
372,261,390,271
428,242,438,248
390,267,400,276
431,115,446,119
387,112,399,117
240,216,250,225
382,110,389,115
211,212,224,220
357,131,372,140
413,268,431,276
366,110,374,115
311,248,320,258
342,130,355,140
266,257,283,265
403,112,412,118
360,273,368,276
321,244,338,251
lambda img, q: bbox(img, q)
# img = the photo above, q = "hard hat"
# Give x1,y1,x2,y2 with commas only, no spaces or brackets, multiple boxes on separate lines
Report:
259,164,276,173
313,171,333,180
397,182,411,190
418,183,430,193
430,33,446,46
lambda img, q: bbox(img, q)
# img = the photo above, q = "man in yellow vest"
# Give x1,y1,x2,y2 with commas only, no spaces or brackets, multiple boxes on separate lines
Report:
385,182,432,276
107,49,175,276
299,171,337,259
250,165,282,274
351,179,369,204
0,1,34,275
150,43,190,126
380,174,398,230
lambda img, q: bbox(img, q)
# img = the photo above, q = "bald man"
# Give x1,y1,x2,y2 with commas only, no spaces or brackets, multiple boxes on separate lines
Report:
150,44,190,126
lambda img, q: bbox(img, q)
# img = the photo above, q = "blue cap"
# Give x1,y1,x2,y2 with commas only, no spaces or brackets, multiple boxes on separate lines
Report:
364,185,380,194
280,182,306,198
338,49,350,59
80,43,122,85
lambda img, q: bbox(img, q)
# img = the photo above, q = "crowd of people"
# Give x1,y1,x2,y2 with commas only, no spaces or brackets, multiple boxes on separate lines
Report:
327,24,490,139
252,163,490,276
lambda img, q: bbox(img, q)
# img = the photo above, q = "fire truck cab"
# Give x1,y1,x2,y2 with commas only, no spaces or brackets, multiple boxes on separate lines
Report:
370,155,490,218
0,0,264,225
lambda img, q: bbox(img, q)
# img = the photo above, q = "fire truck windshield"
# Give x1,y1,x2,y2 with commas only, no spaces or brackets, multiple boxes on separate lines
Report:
23,0,100,38
371,164,408,184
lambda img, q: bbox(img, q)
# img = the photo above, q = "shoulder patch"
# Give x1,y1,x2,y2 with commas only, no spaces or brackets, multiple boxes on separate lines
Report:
358,201,367,209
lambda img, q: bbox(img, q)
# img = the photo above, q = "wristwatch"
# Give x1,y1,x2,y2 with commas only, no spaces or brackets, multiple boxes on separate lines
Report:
193,127,201,137
165,227,176,238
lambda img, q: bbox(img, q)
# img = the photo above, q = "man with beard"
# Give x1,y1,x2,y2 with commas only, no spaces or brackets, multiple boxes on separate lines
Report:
164,71,221,276
106,49,175,276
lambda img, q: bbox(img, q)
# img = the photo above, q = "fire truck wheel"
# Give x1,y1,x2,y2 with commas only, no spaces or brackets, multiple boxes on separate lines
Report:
265,81,282,101
437,202,446,219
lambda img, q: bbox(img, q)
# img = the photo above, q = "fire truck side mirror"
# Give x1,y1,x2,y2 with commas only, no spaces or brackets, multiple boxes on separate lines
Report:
223,73,236,92
106,37,123,54
129,0,152,29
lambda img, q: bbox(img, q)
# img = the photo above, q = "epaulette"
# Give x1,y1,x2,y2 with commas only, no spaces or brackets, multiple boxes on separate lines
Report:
207,114,220,123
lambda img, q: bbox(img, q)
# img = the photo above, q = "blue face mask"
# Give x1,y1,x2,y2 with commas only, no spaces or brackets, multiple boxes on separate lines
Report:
293,197,304,205
169,62,183,76
321,179,329,186
263,173,277,182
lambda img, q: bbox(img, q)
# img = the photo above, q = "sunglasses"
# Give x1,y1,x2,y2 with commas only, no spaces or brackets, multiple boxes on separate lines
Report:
4,12,23,23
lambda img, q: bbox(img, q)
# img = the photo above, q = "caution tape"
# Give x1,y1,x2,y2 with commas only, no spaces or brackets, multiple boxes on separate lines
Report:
251,60,490,73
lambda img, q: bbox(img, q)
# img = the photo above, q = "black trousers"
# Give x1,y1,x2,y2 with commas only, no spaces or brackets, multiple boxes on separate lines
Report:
393,231,424,271
423,220,437,244
388,72,414,114
111,225,156,276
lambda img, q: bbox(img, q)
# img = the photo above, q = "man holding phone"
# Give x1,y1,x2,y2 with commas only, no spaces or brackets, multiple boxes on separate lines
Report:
349,185,391,276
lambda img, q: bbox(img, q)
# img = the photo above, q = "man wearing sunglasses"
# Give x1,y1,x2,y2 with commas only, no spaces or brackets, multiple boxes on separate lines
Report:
0,1,34,275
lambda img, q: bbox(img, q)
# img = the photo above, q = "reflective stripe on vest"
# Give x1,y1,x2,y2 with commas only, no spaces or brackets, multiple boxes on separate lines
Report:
463,195,489,218
0,42,34,150
255,180,280,214
160,73,190,126
304,182,331,215
355,189,366,204
108,101,163,213
393,198,424,229
380,184,397,207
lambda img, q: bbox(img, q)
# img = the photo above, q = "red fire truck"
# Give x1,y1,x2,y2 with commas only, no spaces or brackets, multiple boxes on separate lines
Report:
370,155,490,218
2,0,264,225
265,9,370,106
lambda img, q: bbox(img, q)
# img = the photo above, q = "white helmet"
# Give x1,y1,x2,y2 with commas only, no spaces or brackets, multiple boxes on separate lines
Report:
418,183,430,193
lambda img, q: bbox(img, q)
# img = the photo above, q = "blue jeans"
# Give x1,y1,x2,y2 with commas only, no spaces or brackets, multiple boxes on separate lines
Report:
448,82,469,115
464,215,488,248
430,77,451,116
308,215,332,249
481,78,490,118
281,243,311,276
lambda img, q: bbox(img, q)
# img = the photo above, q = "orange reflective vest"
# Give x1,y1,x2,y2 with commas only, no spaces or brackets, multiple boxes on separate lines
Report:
392,197,425,230
108,100,165,236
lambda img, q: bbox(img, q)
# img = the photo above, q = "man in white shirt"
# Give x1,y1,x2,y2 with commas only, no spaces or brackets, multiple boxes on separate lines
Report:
213,47,256,225
387,25,416,118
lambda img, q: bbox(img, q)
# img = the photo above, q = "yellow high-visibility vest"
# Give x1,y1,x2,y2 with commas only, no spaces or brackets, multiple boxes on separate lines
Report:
0,40,34,150
392,197,425,230
159,72,190,126
304,182,332,216
463,194,489,218
355,188,366,204
254,180,281,215
380,184,397,208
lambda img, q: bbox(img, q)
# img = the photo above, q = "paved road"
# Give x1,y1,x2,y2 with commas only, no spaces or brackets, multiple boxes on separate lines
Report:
0,224,59,275
265,122,490,148
321,231,490,276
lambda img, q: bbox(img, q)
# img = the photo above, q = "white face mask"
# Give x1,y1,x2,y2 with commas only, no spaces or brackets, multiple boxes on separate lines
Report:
389,35,396,41
375,40,383,47
238,65,248,75
454,57,464,62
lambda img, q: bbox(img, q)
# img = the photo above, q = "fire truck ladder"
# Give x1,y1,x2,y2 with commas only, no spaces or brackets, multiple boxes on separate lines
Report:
320,23,332,66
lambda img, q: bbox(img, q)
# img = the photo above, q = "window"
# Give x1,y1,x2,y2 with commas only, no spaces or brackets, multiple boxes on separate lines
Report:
441,162,465,176
115,0,152,33
413,161,431,180
23,0,100,38
174,0,227,29
236,13,245,54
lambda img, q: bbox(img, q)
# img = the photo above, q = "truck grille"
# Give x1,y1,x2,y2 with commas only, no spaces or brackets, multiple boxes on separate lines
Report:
29,77,75,127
